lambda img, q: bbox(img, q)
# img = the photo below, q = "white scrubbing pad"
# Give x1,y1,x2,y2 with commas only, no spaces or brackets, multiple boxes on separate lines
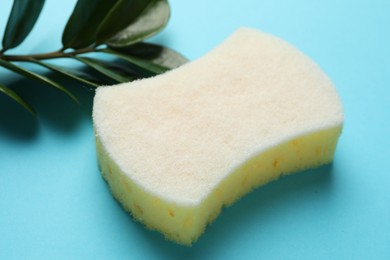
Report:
93,28,343,245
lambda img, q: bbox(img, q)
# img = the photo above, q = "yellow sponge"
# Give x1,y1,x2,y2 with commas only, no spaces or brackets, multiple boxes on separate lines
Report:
93,28,343,245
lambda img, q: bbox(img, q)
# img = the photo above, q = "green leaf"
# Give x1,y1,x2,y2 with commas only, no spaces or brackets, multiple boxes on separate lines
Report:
96,0,162,44
0,59,79,103
107,0,170,47
2,0,45,51
111,42,188,69
73,57,136,83
0,84,35,115
102,48,168,76
31,59,100,88
62,0,119,49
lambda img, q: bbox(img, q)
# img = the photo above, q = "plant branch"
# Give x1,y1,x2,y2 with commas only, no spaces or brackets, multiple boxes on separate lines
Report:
0,47,97,62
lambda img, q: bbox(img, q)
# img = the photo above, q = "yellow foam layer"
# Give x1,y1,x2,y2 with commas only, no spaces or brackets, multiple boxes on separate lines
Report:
96,126,342,245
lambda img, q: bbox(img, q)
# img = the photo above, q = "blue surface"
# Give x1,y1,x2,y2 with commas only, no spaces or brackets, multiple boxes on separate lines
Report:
1,0,389,259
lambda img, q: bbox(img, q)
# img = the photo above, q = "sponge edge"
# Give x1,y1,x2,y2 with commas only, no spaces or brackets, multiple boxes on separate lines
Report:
96,126,341,245
93,28,343,245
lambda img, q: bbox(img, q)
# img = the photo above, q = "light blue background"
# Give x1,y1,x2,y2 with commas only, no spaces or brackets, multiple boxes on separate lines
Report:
1,0,389,259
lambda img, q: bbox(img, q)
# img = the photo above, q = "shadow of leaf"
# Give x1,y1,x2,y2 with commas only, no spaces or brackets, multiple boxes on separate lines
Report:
0,67,100,141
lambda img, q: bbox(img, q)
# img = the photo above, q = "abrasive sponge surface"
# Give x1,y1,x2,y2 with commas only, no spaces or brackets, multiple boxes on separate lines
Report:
93,28,343,245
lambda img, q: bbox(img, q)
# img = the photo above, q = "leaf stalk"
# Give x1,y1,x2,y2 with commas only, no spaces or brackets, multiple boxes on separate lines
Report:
0,47,97,62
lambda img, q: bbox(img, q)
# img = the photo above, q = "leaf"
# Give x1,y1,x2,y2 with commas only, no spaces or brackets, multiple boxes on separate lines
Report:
73,56,136,83
96,0,162,44
102,48,168,76
31,59,100,88
111,42,188,69
107,0,169,47
2,0,45,51
0,84,35,115
62,0,119,49
0,59,79,103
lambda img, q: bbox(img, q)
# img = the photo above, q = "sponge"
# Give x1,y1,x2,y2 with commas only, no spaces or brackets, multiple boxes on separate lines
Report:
93,28,343,245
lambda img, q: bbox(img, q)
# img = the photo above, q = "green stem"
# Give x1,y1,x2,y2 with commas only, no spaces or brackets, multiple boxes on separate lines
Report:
0,47,97,62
